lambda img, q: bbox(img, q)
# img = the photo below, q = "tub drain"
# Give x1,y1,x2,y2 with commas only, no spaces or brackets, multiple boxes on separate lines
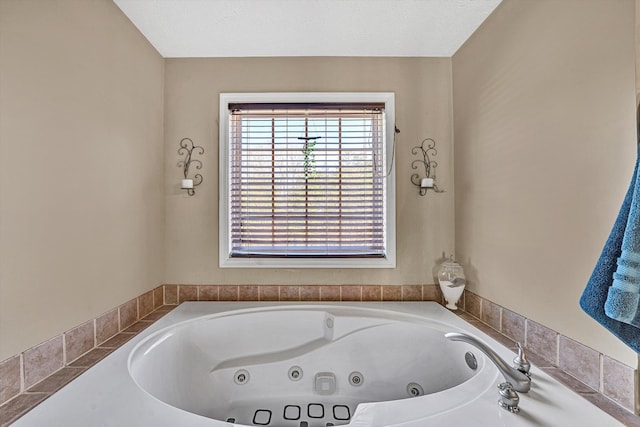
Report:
407,382,424,397
234,369,250,385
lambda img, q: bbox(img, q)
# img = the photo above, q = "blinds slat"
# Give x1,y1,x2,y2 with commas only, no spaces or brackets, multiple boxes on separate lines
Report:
229,104,385,257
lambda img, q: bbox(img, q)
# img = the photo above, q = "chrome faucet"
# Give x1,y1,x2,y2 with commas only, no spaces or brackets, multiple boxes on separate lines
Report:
445,332,531,393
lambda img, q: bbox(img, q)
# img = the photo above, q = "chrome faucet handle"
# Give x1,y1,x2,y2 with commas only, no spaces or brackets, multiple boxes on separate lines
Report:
498,382,520,413
445,332,531,393
513,342,531,376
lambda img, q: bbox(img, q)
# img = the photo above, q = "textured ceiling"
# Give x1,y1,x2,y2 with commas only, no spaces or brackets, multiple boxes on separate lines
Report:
113,0,502,58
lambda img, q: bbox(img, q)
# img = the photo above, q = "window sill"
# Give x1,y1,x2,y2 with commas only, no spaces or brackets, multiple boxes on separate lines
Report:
219,256,396,269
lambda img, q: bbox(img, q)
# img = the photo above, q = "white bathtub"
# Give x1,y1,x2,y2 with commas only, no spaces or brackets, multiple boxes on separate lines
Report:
11,302,625,427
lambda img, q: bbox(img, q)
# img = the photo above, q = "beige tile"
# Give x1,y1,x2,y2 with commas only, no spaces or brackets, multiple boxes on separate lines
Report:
239,285,259,301
119,299,138,331
464,291,481,318
526,320,558,366
481,299,501,331
474,325,515,349
320,285,341,301
164,285,178,305
501,308,525,344
142,309,168,321
382,285,401,301
99,333,135,349
123,320,153,334
0,393,48,426
198,285,219,301
64,320,94,363
539,367,596,394
27,367,85,393
279,286,300,301
580,392,640,427
95,308,119,345
362,285,382,301
558,336,600,391
147,306,175,317
454,311,479,324
138,290,155,318
523,348,555,368
69,348,113,368
23,336,64,389
153,286,164,309
402,285,422,301
178,285,198,303
0,355,21,403
423,284,442,302
341,285,362,301
259,285,279,301
219,285,239,301
153,305,175,314
300,285,321,301
602,356,636,411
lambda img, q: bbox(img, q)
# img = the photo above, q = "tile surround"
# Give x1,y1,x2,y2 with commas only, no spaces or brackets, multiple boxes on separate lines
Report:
559,336,600,391
320,285,341,301
0,356,20,404
95,308,119,345
177,285,198,304
464,290,481,318
198,285,219,301
64,320,95,363
23,336,64,389
238,285,259,301
0,284,637,426
279,285,300,301
138,290,155,318
164,285,177,305
258,285,279,301
526,319,559,366
219,285,239,301
460,289,639,422
119,299,138,330
0,287,172,427
382,285,402,301
603,356,637,411
501,308,525,344
480,298,501,330
300,285,321,301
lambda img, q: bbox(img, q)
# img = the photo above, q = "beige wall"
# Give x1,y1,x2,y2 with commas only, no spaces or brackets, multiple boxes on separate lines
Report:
0,0,165,361
453,0,637,366
164,57,455,285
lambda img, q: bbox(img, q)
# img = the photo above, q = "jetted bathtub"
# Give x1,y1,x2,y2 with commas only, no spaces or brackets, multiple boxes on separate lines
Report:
129,306,493,426
11,302,625,427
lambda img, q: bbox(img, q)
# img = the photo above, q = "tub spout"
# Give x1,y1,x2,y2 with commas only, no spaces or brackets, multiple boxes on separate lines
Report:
445,332,531,393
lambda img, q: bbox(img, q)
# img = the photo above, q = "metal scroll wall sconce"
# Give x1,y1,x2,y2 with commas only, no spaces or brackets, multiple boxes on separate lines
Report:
410,138,444,196
178,137,204,196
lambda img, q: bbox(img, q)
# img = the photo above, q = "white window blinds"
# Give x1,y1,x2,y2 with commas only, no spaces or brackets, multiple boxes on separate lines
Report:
228,103,386,258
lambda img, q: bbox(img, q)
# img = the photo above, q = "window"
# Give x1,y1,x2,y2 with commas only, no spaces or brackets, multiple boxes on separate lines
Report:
219,93,395,268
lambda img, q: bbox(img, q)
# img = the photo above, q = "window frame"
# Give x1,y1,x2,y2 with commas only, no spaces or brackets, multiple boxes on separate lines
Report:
219,92,396,268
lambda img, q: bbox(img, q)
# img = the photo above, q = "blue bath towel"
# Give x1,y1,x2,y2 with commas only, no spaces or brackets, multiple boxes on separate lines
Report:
580,145,640,352
605,148,640,328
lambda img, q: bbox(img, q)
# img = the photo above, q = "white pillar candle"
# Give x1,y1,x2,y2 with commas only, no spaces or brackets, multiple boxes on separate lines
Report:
181,179,194,189
420,177,434,188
